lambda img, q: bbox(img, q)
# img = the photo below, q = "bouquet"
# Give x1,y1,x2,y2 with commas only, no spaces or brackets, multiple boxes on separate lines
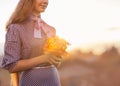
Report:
43,36,70,57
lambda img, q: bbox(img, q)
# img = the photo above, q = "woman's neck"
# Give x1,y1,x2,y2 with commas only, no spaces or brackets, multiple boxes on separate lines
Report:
32,11,41,17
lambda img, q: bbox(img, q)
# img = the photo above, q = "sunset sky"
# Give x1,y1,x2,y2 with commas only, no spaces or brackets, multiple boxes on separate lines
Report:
0,0,120,54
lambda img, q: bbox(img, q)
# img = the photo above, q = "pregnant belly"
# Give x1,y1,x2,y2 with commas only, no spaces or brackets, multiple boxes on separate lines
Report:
20,66,60,82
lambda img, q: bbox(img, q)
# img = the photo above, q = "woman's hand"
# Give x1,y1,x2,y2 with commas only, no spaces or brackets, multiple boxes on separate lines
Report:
50,56,62,67
42,54,62,67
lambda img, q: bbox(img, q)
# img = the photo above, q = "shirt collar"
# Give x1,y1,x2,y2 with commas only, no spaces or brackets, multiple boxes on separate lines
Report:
27,13,41,22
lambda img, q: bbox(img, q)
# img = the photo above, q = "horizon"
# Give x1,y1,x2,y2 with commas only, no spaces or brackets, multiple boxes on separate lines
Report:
0,41,120,56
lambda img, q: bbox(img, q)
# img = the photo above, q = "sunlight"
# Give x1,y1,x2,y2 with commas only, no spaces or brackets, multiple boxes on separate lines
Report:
0,0,120,53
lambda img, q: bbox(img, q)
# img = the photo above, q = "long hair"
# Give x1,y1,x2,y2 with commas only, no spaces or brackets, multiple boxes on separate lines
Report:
6,0,35,30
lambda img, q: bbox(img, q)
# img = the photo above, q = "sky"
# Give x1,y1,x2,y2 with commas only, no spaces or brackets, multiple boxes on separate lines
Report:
0,0,120,54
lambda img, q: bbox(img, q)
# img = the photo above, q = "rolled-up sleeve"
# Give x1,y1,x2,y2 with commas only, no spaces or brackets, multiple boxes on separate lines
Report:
1,24,22,71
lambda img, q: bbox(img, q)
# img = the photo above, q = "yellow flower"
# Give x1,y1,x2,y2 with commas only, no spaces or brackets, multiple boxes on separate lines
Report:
43,36,70,57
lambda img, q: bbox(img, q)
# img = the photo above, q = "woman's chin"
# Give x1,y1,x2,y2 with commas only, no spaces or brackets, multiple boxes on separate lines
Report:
40,9,46,13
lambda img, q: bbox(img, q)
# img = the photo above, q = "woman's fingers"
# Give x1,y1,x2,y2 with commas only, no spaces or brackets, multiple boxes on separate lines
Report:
50,57,59,64
53,56,62,62
44,54,62,67
49,56,62,66
56,62,61,67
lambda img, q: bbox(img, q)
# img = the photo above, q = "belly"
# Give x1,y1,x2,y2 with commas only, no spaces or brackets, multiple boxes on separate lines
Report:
20,66,61,86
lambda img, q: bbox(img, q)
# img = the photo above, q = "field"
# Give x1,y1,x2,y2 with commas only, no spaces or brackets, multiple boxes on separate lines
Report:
0,46,120,86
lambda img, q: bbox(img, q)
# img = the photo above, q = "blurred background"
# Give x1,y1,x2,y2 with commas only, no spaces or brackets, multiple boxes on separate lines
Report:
0,0,120,86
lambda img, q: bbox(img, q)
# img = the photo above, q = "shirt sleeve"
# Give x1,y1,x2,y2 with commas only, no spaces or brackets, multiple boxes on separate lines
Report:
1,24,22,71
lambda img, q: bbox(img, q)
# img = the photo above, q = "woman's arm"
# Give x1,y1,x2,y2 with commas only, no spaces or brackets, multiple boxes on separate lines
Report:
10,55,45,73
10,54,62,73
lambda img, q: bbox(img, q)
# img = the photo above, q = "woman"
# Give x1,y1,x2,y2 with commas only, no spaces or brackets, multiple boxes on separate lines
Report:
1,0,62,86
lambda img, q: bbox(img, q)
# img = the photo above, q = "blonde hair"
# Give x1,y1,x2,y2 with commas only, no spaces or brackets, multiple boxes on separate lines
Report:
6,0,35,30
